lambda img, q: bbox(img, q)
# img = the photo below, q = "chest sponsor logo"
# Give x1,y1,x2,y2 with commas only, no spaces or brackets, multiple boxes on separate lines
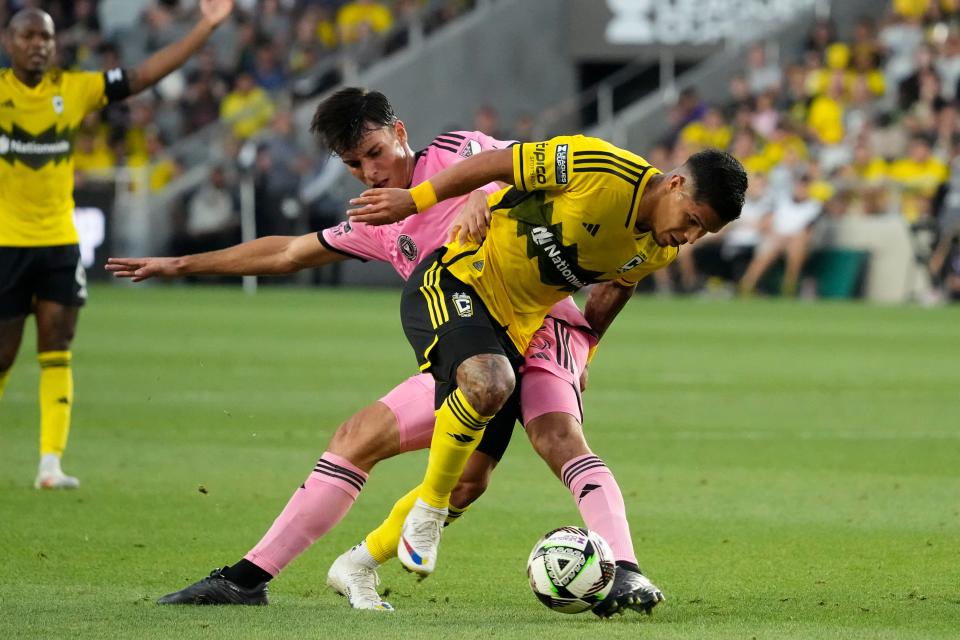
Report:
398,234,419,261
0,123,73,169
617,252,647,273
555,144,568,184
451,292,473,318
505,192,605,291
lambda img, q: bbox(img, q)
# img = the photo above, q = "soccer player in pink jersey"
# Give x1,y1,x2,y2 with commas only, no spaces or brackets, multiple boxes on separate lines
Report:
107,88,661,616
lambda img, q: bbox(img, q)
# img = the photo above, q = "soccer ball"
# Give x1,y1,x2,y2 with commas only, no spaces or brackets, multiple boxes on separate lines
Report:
526,526,616,614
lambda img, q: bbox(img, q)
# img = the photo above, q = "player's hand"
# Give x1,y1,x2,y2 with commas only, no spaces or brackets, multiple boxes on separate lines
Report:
347,188,417,225
199,0,234,28
448,190,491,244
579,365,589,393
105,257,182,282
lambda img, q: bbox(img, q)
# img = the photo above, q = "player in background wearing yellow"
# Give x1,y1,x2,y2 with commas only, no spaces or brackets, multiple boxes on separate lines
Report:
0,1,235,489
347,137,747,577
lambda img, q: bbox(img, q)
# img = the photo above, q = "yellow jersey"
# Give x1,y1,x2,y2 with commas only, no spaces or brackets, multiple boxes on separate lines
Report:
0,67,129,247
443,135,677,352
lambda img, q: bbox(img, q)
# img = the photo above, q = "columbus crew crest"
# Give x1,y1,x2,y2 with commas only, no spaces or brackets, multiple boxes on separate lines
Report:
451,292,473,318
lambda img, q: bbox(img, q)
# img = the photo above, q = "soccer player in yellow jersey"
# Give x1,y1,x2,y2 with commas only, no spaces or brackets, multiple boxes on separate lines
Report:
0,2,235,489
347,136,747,575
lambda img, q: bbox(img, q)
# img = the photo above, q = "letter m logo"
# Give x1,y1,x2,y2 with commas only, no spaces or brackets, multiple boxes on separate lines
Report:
530,226,553,246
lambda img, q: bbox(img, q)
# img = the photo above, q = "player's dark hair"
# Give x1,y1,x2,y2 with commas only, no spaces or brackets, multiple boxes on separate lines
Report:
684,149,748,223
310,87,398,155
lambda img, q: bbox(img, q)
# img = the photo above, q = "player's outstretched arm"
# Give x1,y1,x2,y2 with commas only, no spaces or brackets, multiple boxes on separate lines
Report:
347,148,514,225
125,0,234,95
106,232,345,282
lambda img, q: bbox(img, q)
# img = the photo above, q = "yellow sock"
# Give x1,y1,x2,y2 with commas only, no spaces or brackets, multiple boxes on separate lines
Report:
419,388,493,509
364,484,421,563
0,367,10,400
38,351,73,457
445,503,469,527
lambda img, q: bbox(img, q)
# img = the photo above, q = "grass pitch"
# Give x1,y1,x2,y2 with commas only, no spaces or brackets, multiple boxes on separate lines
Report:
2,285,959,639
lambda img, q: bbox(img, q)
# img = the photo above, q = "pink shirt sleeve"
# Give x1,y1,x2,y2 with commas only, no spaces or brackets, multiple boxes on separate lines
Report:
319,221,385,262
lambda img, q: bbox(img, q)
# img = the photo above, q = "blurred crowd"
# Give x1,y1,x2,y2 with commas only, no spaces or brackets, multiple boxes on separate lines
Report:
0,0,479,264
652,0,960,302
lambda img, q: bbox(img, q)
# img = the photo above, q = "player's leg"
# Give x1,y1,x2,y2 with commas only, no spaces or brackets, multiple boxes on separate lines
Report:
33,299,81,489
31,244,87,489
393,257,520,575
158,375,436,607
0,315,28,401
1,247,35,429
521,318,664,616
781,230,813,297
738,238,786,295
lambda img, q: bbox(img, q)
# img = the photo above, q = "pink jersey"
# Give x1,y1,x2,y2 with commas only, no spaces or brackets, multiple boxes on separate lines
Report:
320,131,509,280
320,130,597,359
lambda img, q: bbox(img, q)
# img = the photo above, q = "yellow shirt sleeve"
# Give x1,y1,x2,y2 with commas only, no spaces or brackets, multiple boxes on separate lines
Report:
513,136,577,192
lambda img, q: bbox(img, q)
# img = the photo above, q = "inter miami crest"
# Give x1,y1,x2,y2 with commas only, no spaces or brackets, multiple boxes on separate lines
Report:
398,234,418,261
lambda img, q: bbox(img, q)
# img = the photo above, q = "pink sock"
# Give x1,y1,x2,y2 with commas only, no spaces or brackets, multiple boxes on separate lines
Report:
244,452,367,576
561,454,639,566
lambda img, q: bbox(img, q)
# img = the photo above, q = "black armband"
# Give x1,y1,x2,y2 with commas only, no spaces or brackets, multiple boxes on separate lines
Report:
102,68,133,103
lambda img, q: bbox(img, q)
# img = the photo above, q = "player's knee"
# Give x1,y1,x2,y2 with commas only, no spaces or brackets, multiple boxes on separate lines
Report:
327,406,400,469
457,354,515,416
527,415,588,467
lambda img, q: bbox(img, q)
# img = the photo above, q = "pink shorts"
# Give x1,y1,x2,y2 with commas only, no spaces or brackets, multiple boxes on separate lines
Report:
520,317,589,425
379,373,436,453
380,318,591,451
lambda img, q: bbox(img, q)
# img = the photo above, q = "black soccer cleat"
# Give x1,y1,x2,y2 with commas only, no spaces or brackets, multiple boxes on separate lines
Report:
157,567,268,605
592,565,665,618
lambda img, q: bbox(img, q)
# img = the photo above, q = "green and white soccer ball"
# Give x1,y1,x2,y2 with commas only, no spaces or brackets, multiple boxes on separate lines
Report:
526,526,616,614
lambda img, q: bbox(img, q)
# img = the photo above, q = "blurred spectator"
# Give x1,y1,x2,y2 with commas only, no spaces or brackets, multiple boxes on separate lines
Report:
680,106,732,151
929,220,960,299
888,135,948,221
254,109,311,237
175,165,239,255
220,72,275,140
337,0,393,45
746,43,782,95
473,104,509,140
252,44,287,91
680,172,773,292
740,174,823,296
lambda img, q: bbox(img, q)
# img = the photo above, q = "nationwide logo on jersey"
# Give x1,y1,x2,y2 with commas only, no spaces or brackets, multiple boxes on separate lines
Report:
451,292,473,317
617,252,647,273
398,234,418,261
460,139,482,158
496,190,604,292
0,122,74,169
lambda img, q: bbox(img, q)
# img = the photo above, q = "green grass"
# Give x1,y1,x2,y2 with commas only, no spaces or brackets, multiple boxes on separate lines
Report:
2,285,959,639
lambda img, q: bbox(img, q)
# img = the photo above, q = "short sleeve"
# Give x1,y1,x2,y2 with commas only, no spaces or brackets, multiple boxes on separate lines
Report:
512,136,577,192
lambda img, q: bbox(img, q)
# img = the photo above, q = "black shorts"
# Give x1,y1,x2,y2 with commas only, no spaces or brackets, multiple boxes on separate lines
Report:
0,244,87,319
401,248,524,462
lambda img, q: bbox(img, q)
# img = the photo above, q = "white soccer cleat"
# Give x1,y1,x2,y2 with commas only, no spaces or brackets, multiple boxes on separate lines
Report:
326,550,394,611
34,469,80,490
397,500,447,577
